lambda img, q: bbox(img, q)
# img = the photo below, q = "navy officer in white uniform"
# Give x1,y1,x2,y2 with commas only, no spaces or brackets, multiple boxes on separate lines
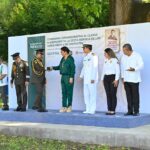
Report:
101,48,120,115
80,44,98,114
121,43,144,116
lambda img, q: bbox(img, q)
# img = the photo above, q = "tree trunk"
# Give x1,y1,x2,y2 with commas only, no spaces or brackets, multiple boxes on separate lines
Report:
109,0,134,25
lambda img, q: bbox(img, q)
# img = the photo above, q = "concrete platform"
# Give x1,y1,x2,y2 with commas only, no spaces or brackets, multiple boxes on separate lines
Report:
0,121,150,150
0,109,150,128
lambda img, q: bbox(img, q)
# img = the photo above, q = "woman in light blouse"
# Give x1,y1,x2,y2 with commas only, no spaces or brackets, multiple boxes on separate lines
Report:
101,48,120,115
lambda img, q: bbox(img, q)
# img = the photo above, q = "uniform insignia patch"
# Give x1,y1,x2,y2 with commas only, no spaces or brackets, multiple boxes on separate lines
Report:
20,63,24,68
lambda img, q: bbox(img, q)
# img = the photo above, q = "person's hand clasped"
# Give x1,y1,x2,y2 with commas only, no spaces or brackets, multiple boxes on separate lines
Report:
47,67,53,71
69,78,73,84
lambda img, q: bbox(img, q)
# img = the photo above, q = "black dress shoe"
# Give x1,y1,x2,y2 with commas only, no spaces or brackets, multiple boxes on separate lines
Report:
32,106,38,110
14,107,22,111
106,112,116,115
21,108,26,112
109,112,116,115
2,107,9,111
124,112,133,116
133,113,140,116
105,111,111,115
37,108,48,112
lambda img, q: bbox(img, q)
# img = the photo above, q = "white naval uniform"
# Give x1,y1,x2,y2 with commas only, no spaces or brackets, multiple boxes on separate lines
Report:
80,52,98,114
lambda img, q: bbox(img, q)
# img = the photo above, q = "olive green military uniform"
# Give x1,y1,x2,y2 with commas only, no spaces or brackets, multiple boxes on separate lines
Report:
53,55,75,108
11,60,30,111
31,57,46,110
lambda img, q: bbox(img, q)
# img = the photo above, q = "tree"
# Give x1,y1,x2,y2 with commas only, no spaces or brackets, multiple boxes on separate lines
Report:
0,0,110,59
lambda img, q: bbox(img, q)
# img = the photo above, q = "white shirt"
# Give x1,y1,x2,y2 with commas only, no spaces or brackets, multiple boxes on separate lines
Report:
121,51,144,83
0,63,8,86
101,58,120,80
80,52,98,84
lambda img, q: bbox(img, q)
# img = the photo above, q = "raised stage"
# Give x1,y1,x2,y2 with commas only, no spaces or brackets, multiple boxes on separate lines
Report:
0,109,150,128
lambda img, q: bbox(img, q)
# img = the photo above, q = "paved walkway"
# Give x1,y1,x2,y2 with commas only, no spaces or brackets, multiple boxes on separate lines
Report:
0,121,149,149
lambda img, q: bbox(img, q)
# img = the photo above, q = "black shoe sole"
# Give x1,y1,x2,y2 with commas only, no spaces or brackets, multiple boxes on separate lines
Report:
2,108,9,111
32,107,38,110
37,109,48,112
124,113,133,116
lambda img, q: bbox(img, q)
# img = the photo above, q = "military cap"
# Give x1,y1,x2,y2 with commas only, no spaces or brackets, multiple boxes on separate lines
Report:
82,44,92,50
36,49,44,55
11,52,20,60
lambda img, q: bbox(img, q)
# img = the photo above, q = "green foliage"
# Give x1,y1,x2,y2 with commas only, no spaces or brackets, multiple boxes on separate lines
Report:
1,0,109,35
0,0,109,59
142,0,150,3
0,134,133,150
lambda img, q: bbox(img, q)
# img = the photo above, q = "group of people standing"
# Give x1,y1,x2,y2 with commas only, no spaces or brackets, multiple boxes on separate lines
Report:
0,43,144,116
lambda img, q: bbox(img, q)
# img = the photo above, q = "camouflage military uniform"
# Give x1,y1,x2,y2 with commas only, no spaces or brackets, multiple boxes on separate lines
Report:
31,57,46,111
11,60,30,111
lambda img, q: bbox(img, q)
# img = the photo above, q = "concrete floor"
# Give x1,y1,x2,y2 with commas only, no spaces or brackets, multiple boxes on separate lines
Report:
0,121,149,150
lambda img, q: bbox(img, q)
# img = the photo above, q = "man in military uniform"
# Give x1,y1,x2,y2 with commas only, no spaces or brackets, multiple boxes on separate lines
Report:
31,49,47,112
47,46,75,113
11,53,30,111
80,44,98,114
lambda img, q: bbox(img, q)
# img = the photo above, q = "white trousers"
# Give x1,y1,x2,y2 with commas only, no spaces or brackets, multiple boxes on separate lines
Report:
83,83,97,113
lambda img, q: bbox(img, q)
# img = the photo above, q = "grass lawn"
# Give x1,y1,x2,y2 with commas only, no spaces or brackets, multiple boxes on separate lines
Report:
0,134,140,150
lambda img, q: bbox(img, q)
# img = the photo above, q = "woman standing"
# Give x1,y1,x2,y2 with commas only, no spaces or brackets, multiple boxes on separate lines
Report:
47,47,75,113
101,48,120,115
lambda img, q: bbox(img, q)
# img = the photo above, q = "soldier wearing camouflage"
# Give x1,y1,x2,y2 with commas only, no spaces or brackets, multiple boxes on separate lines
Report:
11,52,30,111
31,49,47,112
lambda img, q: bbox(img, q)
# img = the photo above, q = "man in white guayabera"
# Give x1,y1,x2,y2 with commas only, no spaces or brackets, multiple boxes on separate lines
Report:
121,43,144,116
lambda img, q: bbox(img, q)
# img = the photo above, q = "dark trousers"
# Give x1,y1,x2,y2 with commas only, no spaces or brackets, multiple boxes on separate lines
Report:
124,82,139,113
34,83,44,109
15,84,27,109
0,85,8,107
61,75,74,107
104,75,118,111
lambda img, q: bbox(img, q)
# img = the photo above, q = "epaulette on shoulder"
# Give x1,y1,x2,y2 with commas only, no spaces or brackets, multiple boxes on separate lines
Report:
34,59,37,64
92,53,96,56
22,60,29,66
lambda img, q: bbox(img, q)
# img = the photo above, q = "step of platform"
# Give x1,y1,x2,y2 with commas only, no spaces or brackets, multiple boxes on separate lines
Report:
0,109,150,128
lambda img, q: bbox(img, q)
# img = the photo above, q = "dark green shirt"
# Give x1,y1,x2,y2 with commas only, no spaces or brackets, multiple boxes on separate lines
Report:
53,55,75,78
